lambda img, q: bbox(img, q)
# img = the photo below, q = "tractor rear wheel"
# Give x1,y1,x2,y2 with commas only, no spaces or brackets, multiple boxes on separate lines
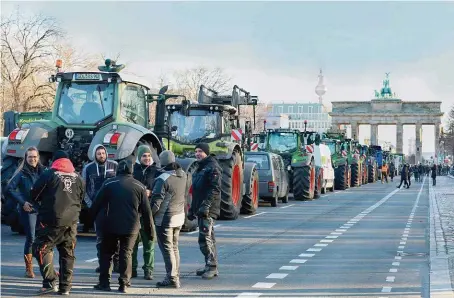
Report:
351,163,361,187
219,151,243,220
368,164,376,183
241,166,259,215
335,164,348,190
293,164,315,201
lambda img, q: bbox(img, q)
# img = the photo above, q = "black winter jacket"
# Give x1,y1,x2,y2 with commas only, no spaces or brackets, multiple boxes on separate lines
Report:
5,163,46,210
31,158,84,227
133,163,158,195
151,163,186,227
82,156,117,203
90,174,155,239
190,155,221,219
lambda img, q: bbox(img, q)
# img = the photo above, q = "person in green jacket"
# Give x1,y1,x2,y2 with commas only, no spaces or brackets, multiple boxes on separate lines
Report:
131,145,158,280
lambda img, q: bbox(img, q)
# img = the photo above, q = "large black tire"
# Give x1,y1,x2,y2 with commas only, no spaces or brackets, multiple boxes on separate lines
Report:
293,165,315,201
314,166,323,199
351,163,361,187
368,164,376,183
219,151,243,220
241,166,259,215
181,161,198,232
362,164,368,185
335,164,348,190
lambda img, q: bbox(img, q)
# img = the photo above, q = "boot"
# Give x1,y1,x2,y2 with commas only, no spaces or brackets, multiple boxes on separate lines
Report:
156,277,180,288
24,254,34,278
201,266,218,280
196,265,208,276
144,270,153,280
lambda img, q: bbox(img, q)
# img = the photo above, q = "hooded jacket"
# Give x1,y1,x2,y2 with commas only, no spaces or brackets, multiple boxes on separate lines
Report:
31,158,85,226
133,162,158,195
190,155,221,219
151,162,186,227
90,159,155,238
82,144,118,205
5,163,46,210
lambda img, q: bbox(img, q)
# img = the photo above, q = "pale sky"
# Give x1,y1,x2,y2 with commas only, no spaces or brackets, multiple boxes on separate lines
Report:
2,1,454,155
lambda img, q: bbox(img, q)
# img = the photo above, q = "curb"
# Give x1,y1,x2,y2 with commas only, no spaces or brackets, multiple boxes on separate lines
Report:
429,179,454,297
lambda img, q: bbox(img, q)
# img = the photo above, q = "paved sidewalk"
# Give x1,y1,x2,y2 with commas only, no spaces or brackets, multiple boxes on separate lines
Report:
430,175,454,297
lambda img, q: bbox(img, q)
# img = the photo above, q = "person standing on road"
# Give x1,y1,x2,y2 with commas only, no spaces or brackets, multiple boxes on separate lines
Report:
188,143,221,280
132,145,158,280
397,164,410,189
82,144,119,273
431,163,437,186
91,158,155,293
407,164,412,187
381,162,389,183
31,150,84,295
389,162,395,182
5,146,46,278
152,150,186,288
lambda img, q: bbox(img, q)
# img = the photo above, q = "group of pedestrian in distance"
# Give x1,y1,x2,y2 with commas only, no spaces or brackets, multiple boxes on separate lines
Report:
378,161,438,188
4,142,222,295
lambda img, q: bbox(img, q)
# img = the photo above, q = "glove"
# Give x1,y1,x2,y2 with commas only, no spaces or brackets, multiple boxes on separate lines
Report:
197,205,210,218
187,210,196,221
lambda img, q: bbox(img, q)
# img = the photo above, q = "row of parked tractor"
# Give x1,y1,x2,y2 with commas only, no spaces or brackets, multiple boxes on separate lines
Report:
0,58,404,234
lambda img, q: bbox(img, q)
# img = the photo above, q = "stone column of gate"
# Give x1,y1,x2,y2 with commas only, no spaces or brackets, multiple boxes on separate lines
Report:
396,122,404,154
415,123,422,164
435,122,441,162
370,124,378,145
351,121,359,140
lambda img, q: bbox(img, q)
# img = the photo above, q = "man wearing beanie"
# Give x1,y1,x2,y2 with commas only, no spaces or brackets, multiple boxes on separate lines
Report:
91,158,154,293
30,150,84,295
131,145,157,280
152,150,186,288
188,143,222,279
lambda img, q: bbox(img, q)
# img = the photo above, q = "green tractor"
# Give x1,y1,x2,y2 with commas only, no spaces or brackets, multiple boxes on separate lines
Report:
150,84,260,219
263,126,316,201
348,139,364,187
1,59,164,232
323,129,351,190
359,145,370,185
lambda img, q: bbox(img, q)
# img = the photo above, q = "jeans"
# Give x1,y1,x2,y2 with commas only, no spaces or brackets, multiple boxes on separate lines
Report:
32,224,77,291
156,226,181,280
198,217,218,267
19,209,38,255
99,233,138,286
132,228,155,273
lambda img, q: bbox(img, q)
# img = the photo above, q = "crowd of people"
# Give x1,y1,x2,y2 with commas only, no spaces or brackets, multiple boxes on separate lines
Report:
379,161,439,188
4,142,221,295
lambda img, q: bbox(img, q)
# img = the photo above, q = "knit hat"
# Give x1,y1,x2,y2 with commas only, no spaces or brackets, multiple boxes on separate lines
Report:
137,145,152,159
117,158,134,175
159,150,176,167
54,150,69,160
195,143,210,155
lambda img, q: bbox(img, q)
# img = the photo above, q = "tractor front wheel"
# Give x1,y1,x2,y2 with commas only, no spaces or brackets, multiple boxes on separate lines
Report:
219,151,243,220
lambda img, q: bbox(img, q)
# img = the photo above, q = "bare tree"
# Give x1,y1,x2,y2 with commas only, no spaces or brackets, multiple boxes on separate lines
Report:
174,66,232,100
1,9,64,113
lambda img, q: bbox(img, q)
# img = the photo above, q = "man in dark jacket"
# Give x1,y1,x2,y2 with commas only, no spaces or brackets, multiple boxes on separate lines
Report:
432,163,437,186
188,143,221,279
82,144,118,273
397,164,410,189
91,158,154,293
132,145,158,280
152,150,186,288
31,150,85,296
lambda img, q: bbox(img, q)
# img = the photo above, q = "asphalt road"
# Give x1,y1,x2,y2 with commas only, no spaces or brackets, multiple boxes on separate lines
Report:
1,177,430,297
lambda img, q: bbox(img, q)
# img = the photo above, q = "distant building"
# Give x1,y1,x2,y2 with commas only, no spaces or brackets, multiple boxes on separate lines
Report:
267,103,331,133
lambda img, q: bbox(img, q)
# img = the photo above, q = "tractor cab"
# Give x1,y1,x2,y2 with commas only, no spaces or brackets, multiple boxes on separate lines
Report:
265,129,301,154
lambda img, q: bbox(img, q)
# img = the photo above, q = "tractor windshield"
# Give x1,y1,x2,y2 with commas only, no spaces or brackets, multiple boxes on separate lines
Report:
325,140,337,154
57,81,114,125
168,109,221,143
268,132,298,153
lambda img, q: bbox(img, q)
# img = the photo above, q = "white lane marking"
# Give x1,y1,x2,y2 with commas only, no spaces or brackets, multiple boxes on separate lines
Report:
395,256,402,260
280,204,295,209
398,246,405,249
326,235,339,239
344,223,354,226
236,293,263,298
213,224,221,228
85,258,98,263
307,248,322,252
386,276,395,282
266,273,288,279
252,282,275,289
401,237,407,241
280,266,298,270
244,212,267,219
382,286,392,293
290,259,307,264
340,226,351,229
330,232,342,235
400,241,406,245
299,253,315,257
397,251,403,254
336,229,347,232
314,243,328,247
187,229,199,235
389,268,398,273
320,239,334,243
392,262,400,266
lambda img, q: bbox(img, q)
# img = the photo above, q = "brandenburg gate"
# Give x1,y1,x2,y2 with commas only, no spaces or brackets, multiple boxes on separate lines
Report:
329,74,444,163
